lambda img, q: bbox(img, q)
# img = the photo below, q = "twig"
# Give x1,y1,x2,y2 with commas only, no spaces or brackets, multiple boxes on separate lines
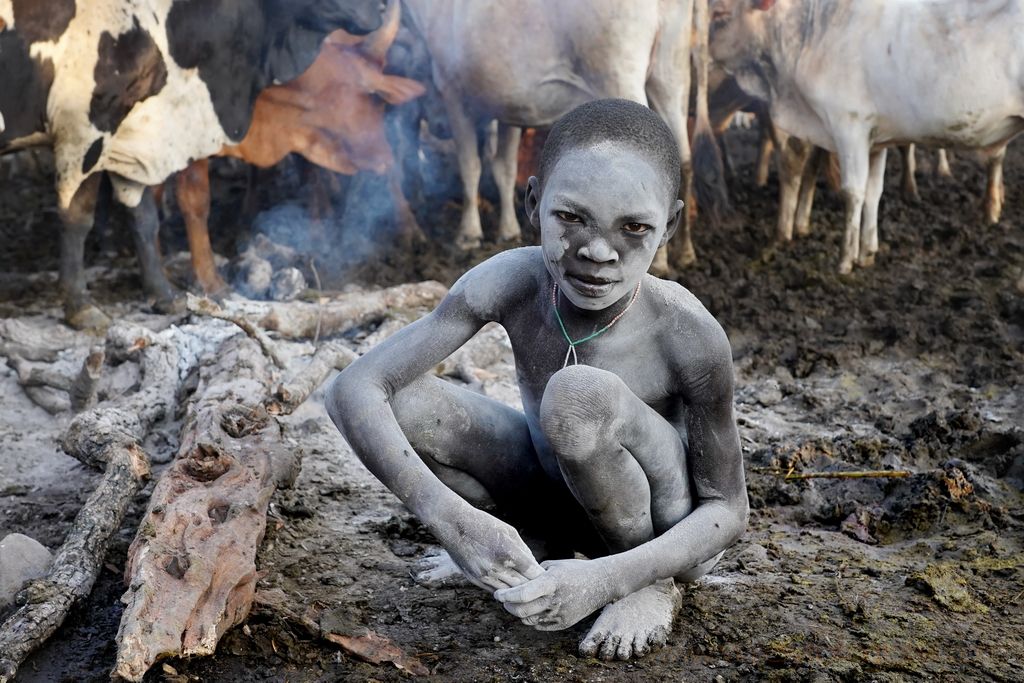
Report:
309,256,323,347
750,467,913,480
186,293,288,369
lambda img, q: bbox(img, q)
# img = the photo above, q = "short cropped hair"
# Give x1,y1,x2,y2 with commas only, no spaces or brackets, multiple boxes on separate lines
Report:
538,98,681,201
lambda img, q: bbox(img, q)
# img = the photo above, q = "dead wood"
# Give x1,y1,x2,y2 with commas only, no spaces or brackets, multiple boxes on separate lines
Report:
267,340,356,416
69,346,104,412
221,280,447,340
22,386,71,415
0,341,58,363
0,324,179,683
115,334,299,681
186,293,288,369
6,355,71,391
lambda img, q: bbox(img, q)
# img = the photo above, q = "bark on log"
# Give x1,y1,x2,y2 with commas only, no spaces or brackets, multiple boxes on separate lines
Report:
267,341,356,416
0,324,179,683
220,280,447,340
115,335,299,681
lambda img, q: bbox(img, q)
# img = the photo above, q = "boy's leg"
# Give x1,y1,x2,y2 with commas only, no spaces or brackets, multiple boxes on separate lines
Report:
538,365,716,660
389,374,597,549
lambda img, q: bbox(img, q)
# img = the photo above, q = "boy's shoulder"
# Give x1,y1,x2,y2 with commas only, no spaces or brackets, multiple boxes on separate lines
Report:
646,276,731,363
449,247,546,322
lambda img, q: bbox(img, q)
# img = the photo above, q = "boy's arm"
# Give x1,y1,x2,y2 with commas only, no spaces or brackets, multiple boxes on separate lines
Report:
326,255,544,590
496,316,747,625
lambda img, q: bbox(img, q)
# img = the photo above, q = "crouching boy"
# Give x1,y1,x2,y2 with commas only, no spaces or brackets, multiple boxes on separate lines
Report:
327,98,748,660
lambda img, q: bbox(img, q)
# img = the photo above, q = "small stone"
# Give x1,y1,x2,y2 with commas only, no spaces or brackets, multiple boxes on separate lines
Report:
235,254,273,299
0,533,52,608
269,267,307,302
751,379,783,407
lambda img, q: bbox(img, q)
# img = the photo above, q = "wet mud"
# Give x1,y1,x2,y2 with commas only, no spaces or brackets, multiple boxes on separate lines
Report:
0,130,1021,681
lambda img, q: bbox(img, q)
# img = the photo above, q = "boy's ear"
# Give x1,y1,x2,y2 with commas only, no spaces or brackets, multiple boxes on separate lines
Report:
524,176,542,229
660,199,684,247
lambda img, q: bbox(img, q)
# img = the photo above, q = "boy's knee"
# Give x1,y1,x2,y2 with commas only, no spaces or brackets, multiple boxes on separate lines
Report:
540,365,624,460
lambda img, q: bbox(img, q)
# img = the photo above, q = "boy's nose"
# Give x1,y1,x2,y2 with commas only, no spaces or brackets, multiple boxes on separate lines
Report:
577,237,618,263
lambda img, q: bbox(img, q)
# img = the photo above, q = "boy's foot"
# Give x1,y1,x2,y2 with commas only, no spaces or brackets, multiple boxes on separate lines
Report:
412,549,472,587
578,578,681,661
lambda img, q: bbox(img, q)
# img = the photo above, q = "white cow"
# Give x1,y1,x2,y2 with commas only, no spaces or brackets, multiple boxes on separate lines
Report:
709,0,1024,273
403,0,720,270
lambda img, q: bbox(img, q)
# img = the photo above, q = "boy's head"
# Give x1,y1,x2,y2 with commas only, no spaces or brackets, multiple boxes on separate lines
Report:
525,99,684,312
537,98,682,202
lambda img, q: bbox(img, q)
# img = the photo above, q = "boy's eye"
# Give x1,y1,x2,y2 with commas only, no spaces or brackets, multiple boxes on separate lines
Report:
555,211,582,223
623,223,652,235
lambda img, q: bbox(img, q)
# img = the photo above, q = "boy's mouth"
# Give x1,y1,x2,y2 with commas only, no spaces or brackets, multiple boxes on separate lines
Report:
565,272,618,297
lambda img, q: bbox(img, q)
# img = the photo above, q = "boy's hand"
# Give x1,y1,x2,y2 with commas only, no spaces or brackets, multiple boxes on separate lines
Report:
493,558,614,631
441,507,544,591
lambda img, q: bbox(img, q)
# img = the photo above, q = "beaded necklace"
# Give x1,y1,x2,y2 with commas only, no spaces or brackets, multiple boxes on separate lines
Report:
551,279,641,368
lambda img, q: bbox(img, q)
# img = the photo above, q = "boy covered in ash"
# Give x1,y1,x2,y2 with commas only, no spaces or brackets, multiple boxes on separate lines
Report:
327,98,748,660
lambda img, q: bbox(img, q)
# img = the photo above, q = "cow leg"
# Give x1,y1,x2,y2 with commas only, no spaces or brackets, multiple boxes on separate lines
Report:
176,159,229,296
442,90,484,249
834,136,871,274
387,162,426,244
59,174,110,329
984,145,1006,225
754,114,774,187
935,148,953,178
127,187,181,313
774,131,812,243
794,147,825,237
899,144,919,202
858,147,888,268
492,124,523,242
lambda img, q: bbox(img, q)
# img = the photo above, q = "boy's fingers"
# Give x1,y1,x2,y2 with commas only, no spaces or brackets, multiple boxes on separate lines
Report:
501,595,552,618
520,561,544,580
494,577,552,604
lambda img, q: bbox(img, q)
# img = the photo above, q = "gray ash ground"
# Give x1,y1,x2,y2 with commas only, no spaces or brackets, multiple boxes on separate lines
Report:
1,131,1022,682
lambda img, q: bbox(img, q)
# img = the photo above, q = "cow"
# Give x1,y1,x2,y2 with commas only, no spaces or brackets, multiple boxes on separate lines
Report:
402,0,724,271
708,0,1024,273
174,0,426,296
0,0,383,328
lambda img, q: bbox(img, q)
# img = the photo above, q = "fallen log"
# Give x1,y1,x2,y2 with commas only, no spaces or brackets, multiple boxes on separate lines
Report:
114,334,300,681
267,340,356,416
0,324,179,683
220,280,447,340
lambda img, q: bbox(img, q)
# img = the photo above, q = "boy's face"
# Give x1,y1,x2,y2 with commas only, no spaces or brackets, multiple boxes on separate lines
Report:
526,142,682,311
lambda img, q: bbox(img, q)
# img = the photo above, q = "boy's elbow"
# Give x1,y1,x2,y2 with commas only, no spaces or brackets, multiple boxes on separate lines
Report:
326,365,371,431
728,493,750,543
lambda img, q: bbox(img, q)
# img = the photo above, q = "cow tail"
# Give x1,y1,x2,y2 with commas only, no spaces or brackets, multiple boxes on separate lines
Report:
692,0,730,224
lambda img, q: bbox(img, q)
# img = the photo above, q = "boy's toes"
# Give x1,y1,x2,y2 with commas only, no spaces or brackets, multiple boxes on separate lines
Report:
598,633,621,661
412,549,470,587
578,629,606,658
616,635,637,661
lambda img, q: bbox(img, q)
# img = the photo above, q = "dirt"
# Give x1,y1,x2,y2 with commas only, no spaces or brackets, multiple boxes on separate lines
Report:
1,131,1022,682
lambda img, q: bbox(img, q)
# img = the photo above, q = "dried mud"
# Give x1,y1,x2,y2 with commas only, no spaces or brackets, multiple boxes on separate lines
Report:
1,131,1022,682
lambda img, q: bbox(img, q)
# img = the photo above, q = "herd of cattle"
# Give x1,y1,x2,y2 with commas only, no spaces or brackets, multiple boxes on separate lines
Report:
1,0,1021,328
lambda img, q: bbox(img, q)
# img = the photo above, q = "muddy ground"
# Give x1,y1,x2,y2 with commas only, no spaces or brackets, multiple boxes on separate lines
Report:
1,129,1022,682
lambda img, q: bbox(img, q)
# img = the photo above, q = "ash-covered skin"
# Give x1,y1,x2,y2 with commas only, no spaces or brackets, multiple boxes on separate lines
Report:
327,139,748,660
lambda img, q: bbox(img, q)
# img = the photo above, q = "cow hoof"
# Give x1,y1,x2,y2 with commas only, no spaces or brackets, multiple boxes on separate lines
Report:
455,235,482,250
837,261,854,276
857,253,876,268
66,304,112,331
152,295,187,315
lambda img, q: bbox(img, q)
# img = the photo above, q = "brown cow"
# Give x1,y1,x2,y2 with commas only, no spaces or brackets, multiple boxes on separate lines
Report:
175,0,425,294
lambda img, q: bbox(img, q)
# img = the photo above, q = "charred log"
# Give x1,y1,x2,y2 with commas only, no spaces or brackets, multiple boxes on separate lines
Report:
114,334,299,681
